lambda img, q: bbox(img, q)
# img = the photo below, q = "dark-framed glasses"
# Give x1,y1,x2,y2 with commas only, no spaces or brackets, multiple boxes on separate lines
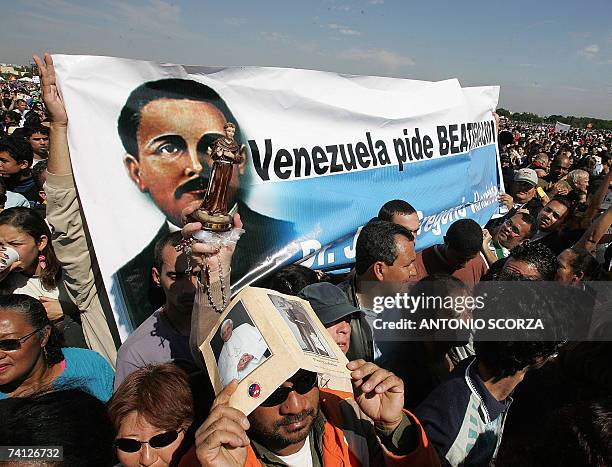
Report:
0,327,44,352
261,370,318,407
114,429,183,453
503,219,521,236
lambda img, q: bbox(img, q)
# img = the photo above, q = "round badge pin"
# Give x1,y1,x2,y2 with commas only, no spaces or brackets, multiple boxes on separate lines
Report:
248,383,261,398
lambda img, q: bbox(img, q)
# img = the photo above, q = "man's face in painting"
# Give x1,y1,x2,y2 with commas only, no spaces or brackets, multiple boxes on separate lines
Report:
124,97,245,226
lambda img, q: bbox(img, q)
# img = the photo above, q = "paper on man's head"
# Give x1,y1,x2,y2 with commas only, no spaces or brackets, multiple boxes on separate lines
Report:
201,287,351,415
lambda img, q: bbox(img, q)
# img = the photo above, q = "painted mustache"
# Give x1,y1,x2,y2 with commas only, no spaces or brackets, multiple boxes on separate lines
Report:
174,176,208,199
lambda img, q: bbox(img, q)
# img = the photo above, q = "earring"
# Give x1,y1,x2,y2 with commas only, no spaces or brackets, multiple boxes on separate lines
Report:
42,346,49,362
38,254,46,270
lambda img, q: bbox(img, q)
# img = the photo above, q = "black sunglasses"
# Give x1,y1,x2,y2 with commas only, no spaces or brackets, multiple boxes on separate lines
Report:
0,327,44,352
114,429,183,453
261,371,318,407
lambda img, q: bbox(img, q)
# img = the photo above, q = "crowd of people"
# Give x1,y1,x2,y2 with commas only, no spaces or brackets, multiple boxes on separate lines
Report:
0,53,610,467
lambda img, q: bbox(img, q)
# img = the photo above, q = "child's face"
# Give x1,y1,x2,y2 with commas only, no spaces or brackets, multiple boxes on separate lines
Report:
0,151,27,177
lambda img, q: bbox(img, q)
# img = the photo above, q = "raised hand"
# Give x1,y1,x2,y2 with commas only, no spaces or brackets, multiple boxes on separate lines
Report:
237,353,254,371
348,359,404,432
498,193,514,210
181,201,243,274
32,53,68,126
482,228,492,248
194,380,250,467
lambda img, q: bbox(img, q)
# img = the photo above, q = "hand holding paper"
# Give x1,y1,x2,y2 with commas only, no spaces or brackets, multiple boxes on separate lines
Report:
195,380,250,467
498,193,514,210
348,359,405,433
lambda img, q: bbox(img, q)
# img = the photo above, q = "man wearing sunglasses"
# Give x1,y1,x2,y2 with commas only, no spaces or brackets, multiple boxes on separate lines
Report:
182,360,439,466
481,213,536,266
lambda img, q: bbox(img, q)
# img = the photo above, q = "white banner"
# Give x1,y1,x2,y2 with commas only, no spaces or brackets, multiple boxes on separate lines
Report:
53,55,500,339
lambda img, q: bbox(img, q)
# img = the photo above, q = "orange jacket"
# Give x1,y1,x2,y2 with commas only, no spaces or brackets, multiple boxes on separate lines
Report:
180,388,440,467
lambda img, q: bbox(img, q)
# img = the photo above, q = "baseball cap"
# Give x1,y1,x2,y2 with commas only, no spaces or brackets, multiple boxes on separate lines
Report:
298,283,360,325
514,168,538,186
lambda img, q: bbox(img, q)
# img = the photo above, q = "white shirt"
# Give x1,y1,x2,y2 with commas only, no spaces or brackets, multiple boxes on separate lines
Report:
276,436,313,467
217,323,268,386
0,272,59,300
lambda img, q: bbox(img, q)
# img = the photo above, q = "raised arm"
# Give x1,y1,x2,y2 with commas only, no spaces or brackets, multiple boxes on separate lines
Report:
34,52,117,365
181,202,242,369
33,54,71,175
581,170,612,226
574,205,612,254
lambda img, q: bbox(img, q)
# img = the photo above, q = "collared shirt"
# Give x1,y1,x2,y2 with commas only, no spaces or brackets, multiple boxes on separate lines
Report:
416,356,512,467
486,239,510,260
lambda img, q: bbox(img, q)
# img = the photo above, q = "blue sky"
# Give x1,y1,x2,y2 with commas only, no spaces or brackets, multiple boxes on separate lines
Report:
2,0,611,118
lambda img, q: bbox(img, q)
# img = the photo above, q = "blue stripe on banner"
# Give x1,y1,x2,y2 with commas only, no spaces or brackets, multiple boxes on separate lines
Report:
244,143,500,271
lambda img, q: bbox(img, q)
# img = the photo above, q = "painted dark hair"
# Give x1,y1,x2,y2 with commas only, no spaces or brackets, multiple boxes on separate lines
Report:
117,78,241,160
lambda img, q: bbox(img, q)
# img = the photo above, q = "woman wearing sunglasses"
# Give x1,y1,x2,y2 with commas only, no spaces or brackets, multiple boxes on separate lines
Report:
108,363,194,467
0,207,86,347
0,294,114,401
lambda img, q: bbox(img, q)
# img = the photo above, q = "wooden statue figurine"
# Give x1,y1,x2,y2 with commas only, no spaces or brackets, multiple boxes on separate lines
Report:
193,122,246,231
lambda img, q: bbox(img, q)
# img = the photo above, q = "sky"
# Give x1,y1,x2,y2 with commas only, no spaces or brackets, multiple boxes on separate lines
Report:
1,0,611,119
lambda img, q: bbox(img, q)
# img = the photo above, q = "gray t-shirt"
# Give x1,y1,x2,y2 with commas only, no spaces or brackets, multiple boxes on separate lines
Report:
114,308,194,389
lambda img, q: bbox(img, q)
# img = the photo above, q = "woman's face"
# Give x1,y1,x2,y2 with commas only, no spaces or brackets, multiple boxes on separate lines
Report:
116,412,185,467
0,225,46,273
0,309,46,389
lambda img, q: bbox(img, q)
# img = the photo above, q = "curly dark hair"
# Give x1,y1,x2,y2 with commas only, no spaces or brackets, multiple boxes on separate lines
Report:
355,220,414,276
0,294,64,365
0,389,114,467
473,283,568,379
503,242,558,280
117,78,242,160
262,264,319,296
445,219,483,255
499,398,612,466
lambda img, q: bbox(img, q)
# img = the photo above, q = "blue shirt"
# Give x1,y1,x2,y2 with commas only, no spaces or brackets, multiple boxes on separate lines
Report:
0,347,115,402
5,190,29,208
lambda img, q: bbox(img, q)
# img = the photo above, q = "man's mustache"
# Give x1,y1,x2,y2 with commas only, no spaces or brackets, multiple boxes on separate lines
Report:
174,175,209,199
275,409,316,428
